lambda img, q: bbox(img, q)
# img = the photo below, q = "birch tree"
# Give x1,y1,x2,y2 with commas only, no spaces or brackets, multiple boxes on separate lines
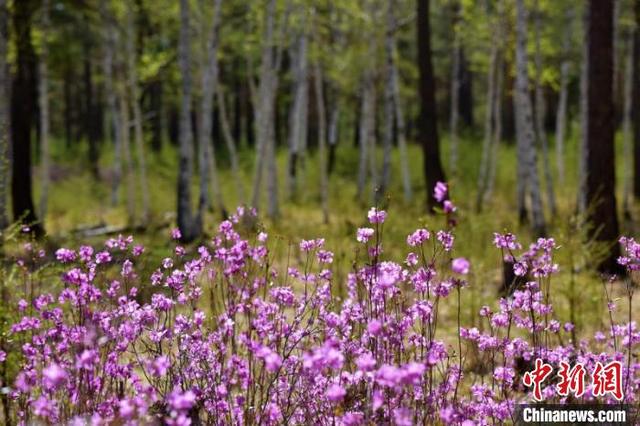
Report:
533,0,557,216
101,1,122,207
38,0,50,222
120,93,136,226
555,9,572,185
177,0,201,242
198,0,224,217
514,0,545,235
287,17,309,199
251,0,284,218
126,3,150,223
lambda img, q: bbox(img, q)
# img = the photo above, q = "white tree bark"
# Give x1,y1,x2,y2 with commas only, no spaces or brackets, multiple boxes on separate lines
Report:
485,48,503,203
251,0,280,217
216,84,245,204
476,40,497,211
101,2,122,208
357,77,375,202
385,0,411,202
0,0,8,229
533,0,557,216
198,0,224,216
515,0,545,234
287,29,309,199
38,0,50,222
555,9,572,185
314,60,329,223
126,4,150,223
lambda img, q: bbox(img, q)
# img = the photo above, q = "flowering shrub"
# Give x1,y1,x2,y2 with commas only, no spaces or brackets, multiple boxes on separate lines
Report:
0,187,638,425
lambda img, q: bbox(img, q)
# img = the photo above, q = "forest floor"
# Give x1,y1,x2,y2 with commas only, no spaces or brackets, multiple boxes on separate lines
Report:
25,128,640,342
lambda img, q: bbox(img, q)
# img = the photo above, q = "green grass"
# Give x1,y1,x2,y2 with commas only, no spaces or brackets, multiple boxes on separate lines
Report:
29,127,640,342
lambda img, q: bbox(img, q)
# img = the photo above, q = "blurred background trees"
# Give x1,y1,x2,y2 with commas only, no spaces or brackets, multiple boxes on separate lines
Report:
0,0,635,271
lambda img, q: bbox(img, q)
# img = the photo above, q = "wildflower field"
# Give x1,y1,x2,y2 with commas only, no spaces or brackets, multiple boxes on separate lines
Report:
0,183,637,425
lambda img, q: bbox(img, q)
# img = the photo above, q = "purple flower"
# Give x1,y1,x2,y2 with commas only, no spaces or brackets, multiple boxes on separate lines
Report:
326,383,346,402
168,389,196,411
407,229,430,247
55,248,77,263
367,207,387,224
43,363,67,390
170,227,182,240
452,257,470,275
356,228,375,243
433,181,448,202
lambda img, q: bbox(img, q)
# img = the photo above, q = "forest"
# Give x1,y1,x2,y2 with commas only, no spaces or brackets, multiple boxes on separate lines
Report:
0,0,639,424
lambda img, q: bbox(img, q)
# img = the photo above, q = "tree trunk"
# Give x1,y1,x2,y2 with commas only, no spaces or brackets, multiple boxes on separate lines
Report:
622,25,633,218
386,0,411,202
458,49,473,128
38,0,50,223
314,59,329,223
0,0,8,231
327,103,339,176
217,85,245,204
120,93,136,225
417,0,446,211
251,0,280,217
357,77,375,202
533,0,557,216
83,43,99,180
287,29,309,199
485,49,503,203
198,0,224,217
126,5,150,223
10,0,42,235
102,2,122,207
555,9,572,186
449,1,461,175
578,6,589,213
381,1,395,199
514,0,545,235
585,0,621,274
177,0,200,242
633,0,640,200
476,38,497,212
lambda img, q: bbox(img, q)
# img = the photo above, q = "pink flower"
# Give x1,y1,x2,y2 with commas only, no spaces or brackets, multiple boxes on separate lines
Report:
43,363,67,390
452,258,470,275
433,181,448,202
367,208,387,224
326,383,346,402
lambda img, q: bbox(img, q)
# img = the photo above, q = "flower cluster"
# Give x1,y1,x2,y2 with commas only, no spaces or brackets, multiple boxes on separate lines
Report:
0,190,638,425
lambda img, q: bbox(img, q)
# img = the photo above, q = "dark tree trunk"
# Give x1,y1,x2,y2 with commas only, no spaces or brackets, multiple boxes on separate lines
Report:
84,47,99,179
633,0,640,200
10,0,42,235
586,0,621,274
417,0,446,211
149,80,163,152
458,48,473,128
64,68,73,147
